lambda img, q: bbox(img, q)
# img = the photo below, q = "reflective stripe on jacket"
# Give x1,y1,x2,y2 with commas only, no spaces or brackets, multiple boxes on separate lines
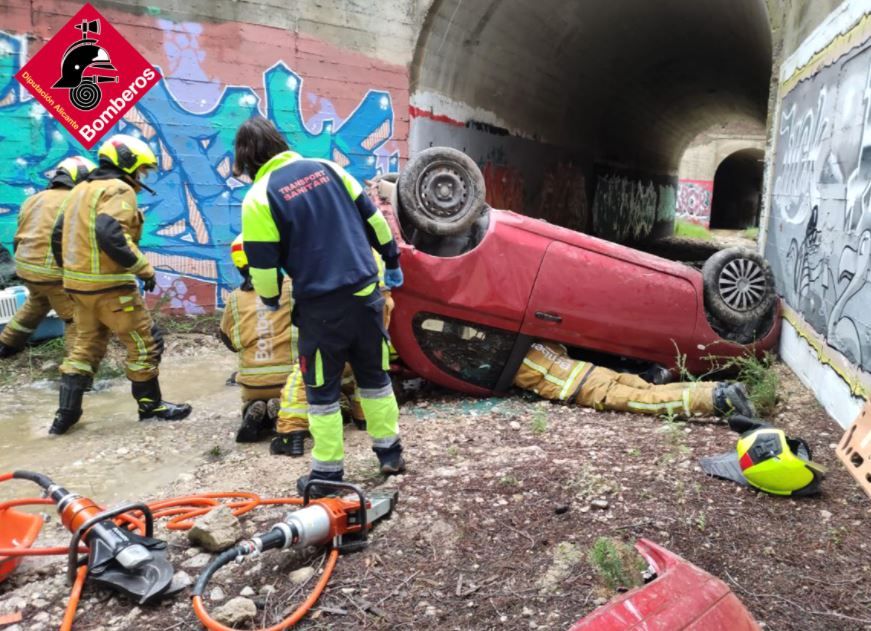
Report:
60,179,154,292
14,188,70,283
220,278,296,388
513,342,592,401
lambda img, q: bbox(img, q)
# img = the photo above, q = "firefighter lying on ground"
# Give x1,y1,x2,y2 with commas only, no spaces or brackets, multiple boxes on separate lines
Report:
514,341,755,417
0,157,96,358
220,235,295,443
48,134,192,435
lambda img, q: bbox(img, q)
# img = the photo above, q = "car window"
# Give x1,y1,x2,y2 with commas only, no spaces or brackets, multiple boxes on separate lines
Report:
412,313,516,389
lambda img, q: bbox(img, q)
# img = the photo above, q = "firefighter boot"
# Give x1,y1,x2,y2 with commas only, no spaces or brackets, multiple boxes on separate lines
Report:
373,440,406,475
270,431,307,457
0,342,23,359
49,374,90,435
296,469,343,499
132,378,192,421
237,400,268,443
713,383,756,418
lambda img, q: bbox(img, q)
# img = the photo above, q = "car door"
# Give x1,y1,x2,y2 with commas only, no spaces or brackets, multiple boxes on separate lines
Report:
521,240,700,365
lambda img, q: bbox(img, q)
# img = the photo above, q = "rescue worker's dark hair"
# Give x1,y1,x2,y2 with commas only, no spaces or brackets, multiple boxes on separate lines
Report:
233,117,290,179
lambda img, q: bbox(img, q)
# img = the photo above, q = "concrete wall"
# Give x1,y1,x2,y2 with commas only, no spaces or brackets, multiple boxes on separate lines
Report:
763,0,871,427
676,128,766,226
0,0,415,312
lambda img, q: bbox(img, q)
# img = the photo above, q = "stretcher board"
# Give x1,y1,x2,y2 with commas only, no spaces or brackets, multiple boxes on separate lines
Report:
837,400,871,500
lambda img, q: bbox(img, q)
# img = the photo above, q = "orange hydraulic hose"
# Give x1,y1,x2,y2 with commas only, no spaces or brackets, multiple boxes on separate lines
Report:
60,565,87,631
192,548,340,631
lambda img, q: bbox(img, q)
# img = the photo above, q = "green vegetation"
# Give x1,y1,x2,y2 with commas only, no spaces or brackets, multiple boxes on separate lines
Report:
588,537,647,591
152,309,222,335
716,351,780,417
743,227,760,240
531,409,548,433
499,474,519,487
657,409,690,464
674,219,713,241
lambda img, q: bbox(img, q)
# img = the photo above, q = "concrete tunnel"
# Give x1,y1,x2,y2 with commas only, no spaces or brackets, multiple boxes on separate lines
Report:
409,0,773,242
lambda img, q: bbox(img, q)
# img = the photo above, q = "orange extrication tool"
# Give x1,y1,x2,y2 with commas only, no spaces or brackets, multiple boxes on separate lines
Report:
192,480,398,630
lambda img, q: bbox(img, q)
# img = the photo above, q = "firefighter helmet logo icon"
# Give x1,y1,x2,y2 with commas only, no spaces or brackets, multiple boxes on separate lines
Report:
51,19,119,111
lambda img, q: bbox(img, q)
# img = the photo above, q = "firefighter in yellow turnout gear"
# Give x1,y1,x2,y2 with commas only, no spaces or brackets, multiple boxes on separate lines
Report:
0,157,97,358
515,342,755,418
49,134,192,435
221,236,296,442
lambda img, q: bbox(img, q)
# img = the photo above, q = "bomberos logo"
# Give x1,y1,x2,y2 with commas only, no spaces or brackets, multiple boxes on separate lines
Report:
15,3,161,149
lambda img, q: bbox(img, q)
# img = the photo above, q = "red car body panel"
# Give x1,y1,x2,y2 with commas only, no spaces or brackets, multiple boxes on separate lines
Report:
571,539,760,631
378,190,781,396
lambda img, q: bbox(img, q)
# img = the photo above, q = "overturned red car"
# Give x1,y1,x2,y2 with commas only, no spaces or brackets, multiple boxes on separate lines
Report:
377,148,781,396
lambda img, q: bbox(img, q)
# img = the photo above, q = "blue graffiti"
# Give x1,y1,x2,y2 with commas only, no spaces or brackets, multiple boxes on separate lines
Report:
0,30,399,307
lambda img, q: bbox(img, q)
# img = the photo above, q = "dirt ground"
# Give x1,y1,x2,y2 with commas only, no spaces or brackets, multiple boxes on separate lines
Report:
1,333,870,630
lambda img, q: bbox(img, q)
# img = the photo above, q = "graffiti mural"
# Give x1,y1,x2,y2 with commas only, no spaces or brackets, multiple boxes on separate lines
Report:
766,40,871,371
0,24,401,311
676,179,713,225
591,170,676,241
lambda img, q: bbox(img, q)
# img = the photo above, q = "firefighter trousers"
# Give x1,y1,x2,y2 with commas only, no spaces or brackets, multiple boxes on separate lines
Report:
575,367,717,416
61,286,163,382
0,282,77,351
296,288,399,474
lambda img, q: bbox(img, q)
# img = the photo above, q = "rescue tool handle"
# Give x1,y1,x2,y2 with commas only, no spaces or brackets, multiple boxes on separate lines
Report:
302,480,369,545
535,311,562,323
66,501,154,585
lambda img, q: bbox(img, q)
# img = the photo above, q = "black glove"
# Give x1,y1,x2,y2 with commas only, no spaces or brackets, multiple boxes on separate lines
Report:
260,295,280,311
141,275,157,292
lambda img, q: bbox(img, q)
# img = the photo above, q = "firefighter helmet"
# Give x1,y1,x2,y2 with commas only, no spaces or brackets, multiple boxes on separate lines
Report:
700,419,826,496
230,234,248,270
51,156,97,188
97,134,157,175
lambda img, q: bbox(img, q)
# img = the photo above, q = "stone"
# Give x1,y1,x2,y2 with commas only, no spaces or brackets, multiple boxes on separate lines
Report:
170,571,193,591
260,585,276,596
187,506,242,552
182,552,212,569
590,499,610,510
212,597,257,627
240,586,256,597
289,566,315,585
210,587,225,601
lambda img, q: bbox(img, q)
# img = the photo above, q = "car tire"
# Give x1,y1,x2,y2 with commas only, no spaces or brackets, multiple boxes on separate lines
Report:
397,147,487,236
703,247,776,329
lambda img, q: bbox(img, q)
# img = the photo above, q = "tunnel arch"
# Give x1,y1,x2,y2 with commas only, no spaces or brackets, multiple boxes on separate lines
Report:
410,0,774,241
709,147,766,229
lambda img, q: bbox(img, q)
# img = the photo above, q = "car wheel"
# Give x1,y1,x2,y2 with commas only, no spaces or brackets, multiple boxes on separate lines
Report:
397,147,487,236
703,247,776,329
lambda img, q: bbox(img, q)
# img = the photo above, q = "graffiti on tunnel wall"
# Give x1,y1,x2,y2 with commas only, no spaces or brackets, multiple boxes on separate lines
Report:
0,19,404,312
592,170,676,241
766,31,871,372
676,179,713,226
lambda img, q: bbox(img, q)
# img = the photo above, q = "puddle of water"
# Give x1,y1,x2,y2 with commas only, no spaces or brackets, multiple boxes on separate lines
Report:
0,351,238,506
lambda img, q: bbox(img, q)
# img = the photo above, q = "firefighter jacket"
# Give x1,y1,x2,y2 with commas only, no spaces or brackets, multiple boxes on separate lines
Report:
241,151,400,304
220,278,296,389
514,341,593,401
53,173,154,293
13,187,71,283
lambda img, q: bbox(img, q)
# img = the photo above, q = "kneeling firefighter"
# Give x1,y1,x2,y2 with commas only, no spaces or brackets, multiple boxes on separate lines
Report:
515,342,755,417
220,235,295,442
0,157,96,358
49,134,192,435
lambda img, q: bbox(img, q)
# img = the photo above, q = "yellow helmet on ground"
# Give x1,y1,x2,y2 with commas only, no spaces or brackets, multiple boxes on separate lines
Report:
51,156,97,188
97,134,157,175
700,418,826,497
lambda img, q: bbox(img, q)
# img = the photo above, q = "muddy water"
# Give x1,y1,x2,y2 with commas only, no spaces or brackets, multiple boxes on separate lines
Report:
0,351,239,505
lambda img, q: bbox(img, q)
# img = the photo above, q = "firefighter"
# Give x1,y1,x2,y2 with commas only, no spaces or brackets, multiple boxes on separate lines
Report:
271,259,395,457
49,134,192,435
0,156,96,358
515,341,755,417
235,117,404,495
220,235,295,442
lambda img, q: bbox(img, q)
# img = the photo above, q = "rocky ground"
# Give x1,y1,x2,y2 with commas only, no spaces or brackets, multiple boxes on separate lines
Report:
1,333,870,630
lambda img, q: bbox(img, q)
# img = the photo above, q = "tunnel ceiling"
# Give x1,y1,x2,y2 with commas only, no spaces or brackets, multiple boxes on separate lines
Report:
413,0,773,173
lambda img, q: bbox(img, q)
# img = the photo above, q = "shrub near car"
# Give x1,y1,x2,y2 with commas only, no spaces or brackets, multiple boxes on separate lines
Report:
376,148,781,397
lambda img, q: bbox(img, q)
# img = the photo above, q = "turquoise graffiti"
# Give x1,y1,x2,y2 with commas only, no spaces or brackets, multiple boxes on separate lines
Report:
0,30,399,309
